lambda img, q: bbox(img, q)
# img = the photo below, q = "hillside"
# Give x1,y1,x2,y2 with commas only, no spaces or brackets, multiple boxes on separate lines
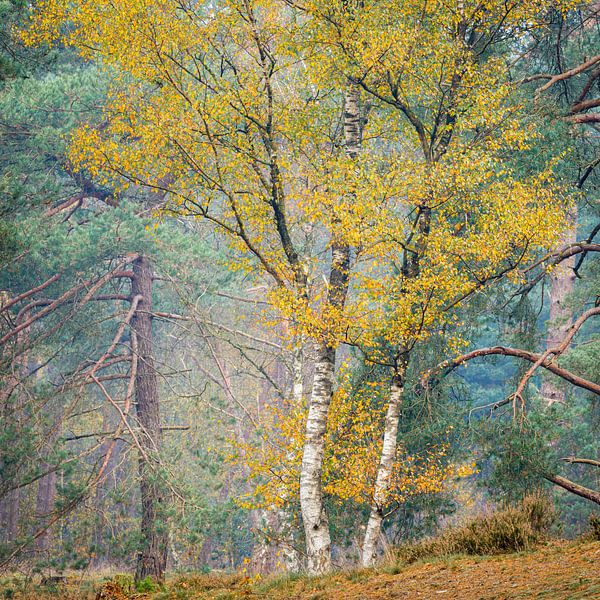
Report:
3,540,599,599
170,541,600,600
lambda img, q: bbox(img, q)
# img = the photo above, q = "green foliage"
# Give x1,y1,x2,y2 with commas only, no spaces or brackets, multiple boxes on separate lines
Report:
475,406,553,503
135,576,160,593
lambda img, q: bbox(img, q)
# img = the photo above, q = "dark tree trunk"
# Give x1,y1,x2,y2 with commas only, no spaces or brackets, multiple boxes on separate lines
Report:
34,419,61,554
0,489,20,545
34,469,56,553
0,308,30,546
131,256,168,582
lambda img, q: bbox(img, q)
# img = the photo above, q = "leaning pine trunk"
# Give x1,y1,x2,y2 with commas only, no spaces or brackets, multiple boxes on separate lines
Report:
132,256,168,583
299,84,358,575
361,372,404,566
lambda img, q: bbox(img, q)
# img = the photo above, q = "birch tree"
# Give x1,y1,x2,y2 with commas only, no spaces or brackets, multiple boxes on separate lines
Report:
24,0,370,573
291,0,577,565
24,0,577,573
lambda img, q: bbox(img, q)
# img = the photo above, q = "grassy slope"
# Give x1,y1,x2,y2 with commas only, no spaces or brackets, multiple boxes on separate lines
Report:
3,540,600,599
187,541,600,600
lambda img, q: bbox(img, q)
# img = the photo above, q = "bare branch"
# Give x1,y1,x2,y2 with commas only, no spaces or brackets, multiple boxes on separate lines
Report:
561,457,600,468
535,54,600,97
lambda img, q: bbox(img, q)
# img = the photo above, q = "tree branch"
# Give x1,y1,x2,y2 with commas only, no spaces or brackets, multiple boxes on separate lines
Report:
544,474,600,505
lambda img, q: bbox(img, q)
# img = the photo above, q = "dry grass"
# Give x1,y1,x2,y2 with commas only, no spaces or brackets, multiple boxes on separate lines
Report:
3,540,600,599
393,492,556,564
3,499,599,600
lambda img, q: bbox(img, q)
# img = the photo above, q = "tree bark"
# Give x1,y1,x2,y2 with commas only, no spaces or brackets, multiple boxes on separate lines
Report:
0,489,20,545
0,309,31,548
299,84,357,575
362,371,404,566
545,473,600,505
34,461,57,553
131,256,168,582
361,182,431,565
300,343,335,575
292,340,304,405
541,208,577,406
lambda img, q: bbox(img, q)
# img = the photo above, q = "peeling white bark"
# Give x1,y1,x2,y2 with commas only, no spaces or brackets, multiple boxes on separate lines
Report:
299,84,359,574
362,375,403,566
300,344,335,574
292,340,304,404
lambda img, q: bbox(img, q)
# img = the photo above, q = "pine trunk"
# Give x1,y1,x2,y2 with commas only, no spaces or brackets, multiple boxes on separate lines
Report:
34,469,56,553
0,489,19,545
541,208,577,406
0,307,30,546
131,256,168,583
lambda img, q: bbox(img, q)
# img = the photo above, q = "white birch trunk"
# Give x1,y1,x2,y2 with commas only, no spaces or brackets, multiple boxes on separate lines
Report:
292,340,304,404
299,84,359,574
361,375,403,566
300,343,335,575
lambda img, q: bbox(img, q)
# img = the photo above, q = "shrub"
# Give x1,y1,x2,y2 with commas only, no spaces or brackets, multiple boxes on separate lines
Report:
111,574,133,594
94,580,129,600
135,576,159,593
585,514,600,541
394,493,555,564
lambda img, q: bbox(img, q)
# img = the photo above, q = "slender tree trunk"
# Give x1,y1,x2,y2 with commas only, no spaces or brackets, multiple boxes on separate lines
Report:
282,338,303,572
299,84,358,575
300,343,335,575
541,208,577,406
0,374,20,545
34,452,57,554
292,341,304,405
361,170,431,565
0,489,20,545
362,370,404,566
92,403,124,567
0,311,32,548
35,395,62,555
249,328,302,574
131,256,168,583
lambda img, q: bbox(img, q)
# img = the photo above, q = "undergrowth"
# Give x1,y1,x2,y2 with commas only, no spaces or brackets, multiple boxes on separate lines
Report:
580,513,600,542
391,492,556,565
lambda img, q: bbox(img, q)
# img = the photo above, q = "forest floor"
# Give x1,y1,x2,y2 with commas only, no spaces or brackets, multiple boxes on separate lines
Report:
2,540,599,599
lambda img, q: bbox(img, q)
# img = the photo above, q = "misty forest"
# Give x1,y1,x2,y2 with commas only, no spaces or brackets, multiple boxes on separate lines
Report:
1,1,600,598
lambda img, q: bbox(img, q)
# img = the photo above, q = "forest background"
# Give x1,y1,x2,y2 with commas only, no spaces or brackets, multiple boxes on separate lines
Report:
0,0,599,586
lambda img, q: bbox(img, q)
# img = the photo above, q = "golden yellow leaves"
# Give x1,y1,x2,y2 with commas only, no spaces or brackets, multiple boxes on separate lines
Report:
231,363,464,510
23,0,575,514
